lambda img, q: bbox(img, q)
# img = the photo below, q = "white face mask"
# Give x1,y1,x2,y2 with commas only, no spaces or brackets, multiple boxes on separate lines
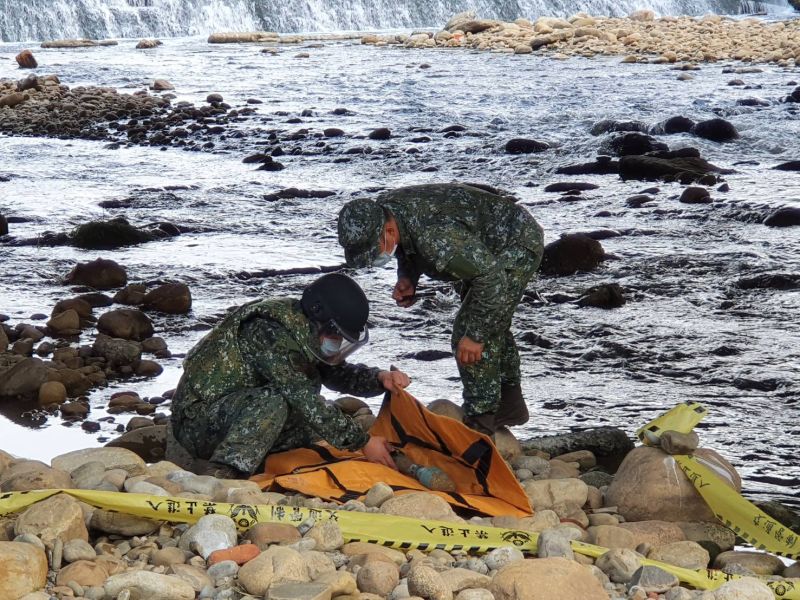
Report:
373,240,397,268
320,337,343,357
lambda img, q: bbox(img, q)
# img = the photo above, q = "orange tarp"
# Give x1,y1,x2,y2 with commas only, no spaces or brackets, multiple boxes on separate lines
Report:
251,389,532,517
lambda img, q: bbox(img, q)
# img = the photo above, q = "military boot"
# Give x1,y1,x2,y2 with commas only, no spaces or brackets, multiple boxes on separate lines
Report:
494,383,529,428
463,412,497,437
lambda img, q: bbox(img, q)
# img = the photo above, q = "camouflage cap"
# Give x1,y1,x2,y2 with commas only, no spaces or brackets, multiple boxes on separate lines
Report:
337,198,385,268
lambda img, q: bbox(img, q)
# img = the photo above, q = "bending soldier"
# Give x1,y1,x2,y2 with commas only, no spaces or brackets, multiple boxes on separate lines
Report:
169,273,409,479
337,183,543,436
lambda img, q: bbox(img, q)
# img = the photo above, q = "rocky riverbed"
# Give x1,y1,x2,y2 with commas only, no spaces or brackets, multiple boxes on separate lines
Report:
1,433,799,600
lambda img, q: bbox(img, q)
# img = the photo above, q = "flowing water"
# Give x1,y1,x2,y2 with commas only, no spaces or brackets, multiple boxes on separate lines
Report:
0,0,789,42
0,32,798,507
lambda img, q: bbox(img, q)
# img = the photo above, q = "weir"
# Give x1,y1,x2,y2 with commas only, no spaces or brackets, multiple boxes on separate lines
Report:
0,0,786,43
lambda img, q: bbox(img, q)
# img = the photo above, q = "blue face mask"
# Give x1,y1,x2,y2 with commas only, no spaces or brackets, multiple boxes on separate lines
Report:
372,241,397,268
320,337,343,357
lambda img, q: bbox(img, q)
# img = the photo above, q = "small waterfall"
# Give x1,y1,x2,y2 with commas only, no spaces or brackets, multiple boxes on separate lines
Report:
0,0,786,43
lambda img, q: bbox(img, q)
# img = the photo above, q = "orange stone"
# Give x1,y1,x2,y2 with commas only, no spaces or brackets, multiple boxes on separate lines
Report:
207,543,260,566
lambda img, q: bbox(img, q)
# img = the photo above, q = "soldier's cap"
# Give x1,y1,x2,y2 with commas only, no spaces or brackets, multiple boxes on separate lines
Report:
337,198,386,268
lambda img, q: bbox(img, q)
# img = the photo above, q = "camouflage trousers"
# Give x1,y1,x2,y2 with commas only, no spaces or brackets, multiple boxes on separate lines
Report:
451,245,541,418
171,387,318,475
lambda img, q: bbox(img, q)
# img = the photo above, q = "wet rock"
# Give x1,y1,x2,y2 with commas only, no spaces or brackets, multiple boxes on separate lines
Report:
357,561,400,596
627,566,678,594
522,427,633,469
648,540,710,569
15,49,38,69
763,206,800,227
0,92,29,108
713,550,785,575
380,492,460,522
401,349,452,361
151,79,175,91
369,127,392,140
15,494,88,544
179,514,238,559
136,38,163,49
71,218,175,249
143,282,192,314
264,188,336,200
773,160,800,171
606,446,740,522
754,500,800,532
0,357,48,398
38,381,67,405
47,309,81,335
505,138,549,154
736,273,799,290
590,120,648,136
679,186,712,204
577,283,625,309
0,214,7,236
691,118,739,142
65,258,127,290
0,541,48,598
52,298,93,319
619,154,725,182
324,128,345,137
61,401,90,418
104,571,194,600
543,182,599,193
106,425,167,463
491,558,608,600
93,333,142,367
114,284,147,305
539,234,605,276
601,132,669,156
556,157,619,176
98,308,154,341
649,116,695,135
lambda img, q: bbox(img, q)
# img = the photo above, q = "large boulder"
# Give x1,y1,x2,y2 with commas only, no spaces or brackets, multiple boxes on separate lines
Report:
505,138,549,154
490,558,609,600
97,308,154,341
539,234,605,276
0,460,73,492
14,494,89,544
619,154,725,182
52,447,146,476
0,541,48,598
64,258,127,290
143,283,192,314
600,132,669,156
691,118,739,142
606,446,741,522
237,546,309,597
70,218,172,249
763,207,800,227
522,479,588,511
0,357,48,398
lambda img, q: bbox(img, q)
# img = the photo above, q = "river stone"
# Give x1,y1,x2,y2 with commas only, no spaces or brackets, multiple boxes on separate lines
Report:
151,546,187,567
675,521,735,551
552,450,597,470
426,399,464,420
305,521,344,552
439,568,491,593
659,430,700,455
56,560,110,587
587,525,636,549
70,461,105,490
522,427,633,469
364,482,394,508
606,446,740,522
510,455,550,476
537,528,575,559
0,357,48,397
484,546,524,571
627,565,679,593
341,542,405,565
237,545,309,596
380,492,460,522
169,563,212,592
15,494,88,544
143,283,192,314
246,523,302,549
595,548,643,583
98,308,154,341
179,514,237,559
0,541,48,598
713,550,785,575
104,571,194,600
408,565,452,600
91,509,161,536
648,540,710,569
707,578,774,600
63,539,97,563
522,478,588,511
490,558,609,600
106,424,167,463
764,207,800,227
0,461,73,492
617,521,686,547
52,447,146,476
357,560,400,596
38,380,67,405
64,258,127,290
539,234,605,276
301,550,335,580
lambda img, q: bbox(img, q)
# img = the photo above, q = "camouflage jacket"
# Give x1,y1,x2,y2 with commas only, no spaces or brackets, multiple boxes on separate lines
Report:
174,298,382,451
377,183,544,342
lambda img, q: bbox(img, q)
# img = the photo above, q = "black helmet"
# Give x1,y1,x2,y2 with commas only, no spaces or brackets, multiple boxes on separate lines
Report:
301,273,369,342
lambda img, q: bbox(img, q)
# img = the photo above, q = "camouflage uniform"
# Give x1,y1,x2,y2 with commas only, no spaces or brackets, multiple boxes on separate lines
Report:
370,184,543,418
170,298,382,474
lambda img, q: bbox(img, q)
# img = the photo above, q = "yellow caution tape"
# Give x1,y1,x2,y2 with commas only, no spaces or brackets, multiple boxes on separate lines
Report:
636,401,707,446
0,488,798,598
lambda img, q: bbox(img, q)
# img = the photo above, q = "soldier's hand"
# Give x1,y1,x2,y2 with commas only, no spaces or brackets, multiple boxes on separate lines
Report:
363,435,397,470
392,278,417,308
378,370,411,393
457,336,485,365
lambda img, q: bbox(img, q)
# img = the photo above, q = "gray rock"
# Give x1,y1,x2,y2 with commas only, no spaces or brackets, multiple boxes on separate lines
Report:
596,548,643,583
0,357,48,397
664,587,694,600
179,514,238,559
63,539,96,563
70,461,106,489
659,431,699,455
537,528,575,560
627,566,679,593
521,427,634,469
510,455,551,477
92,333,142,367
364,482,394,508
483,546,524,571
207,559,239,581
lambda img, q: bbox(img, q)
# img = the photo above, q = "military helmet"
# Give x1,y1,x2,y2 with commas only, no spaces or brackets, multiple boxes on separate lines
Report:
300,273,369,343
337,198,385,268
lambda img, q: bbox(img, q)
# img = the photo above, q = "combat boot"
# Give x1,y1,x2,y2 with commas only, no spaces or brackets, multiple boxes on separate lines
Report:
494,383,529,428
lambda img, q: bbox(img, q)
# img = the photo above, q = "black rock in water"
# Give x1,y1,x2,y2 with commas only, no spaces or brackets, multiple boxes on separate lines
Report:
522,427,635,471
577,283,626,309
368,127,392,140
619,155,726,183
556,157,619,176
400,349,452,361
763,207,800,227
691,118,739,142
505,138,549,154
649,115,695,135
544,182,599,193
600,132,669,157
773,160,800,171
590,119,648,136
737,273,799,290
679,186,712,204
540,234,605,276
